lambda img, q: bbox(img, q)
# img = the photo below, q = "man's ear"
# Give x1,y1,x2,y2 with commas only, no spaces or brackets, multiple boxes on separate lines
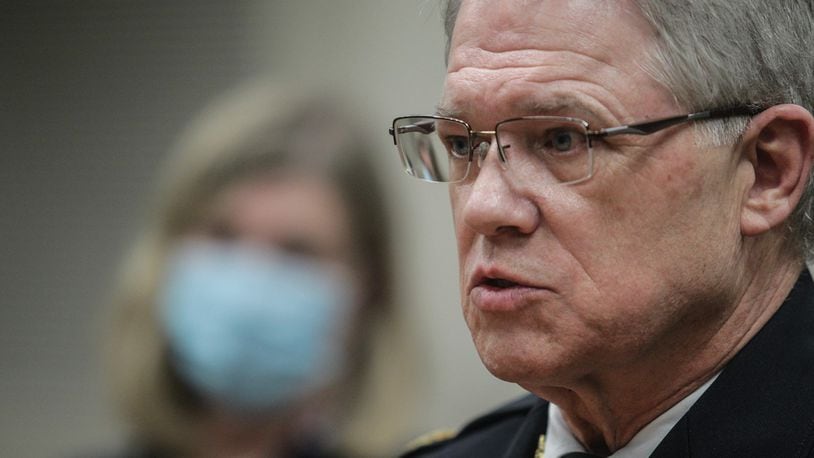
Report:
740,104,814,236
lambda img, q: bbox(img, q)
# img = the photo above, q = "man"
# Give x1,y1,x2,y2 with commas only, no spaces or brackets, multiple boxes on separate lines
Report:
390,0,814,456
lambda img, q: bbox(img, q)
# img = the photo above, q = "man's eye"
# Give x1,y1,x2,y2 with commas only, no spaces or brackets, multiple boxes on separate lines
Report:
529,128,584,155
444,136,470,158
546,128,583,153
551,130,576,151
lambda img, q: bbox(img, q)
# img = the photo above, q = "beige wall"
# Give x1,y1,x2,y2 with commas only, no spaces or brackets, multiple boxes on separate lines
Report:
1,2,522,456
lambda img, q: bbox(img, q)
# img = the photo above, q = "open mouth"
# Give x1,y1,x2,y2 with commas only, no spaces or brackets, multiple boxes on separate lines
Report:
482,277,519,288
469,272,540,312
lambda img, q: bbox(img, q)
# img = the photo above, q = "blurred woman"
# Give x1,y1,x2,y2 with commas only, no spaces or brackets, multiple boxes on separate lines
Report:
106,80,404,457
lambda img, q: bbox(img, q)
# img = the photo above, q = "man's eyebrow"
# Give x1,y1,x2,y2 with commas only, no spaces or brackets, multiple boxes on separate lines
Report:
516,97,587,116
434,103,464,119
434,96,595,120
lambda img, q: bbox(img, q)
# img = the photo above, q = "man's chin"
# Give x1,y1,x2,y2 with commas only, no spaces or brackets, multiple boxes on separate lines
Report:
478,351,555,386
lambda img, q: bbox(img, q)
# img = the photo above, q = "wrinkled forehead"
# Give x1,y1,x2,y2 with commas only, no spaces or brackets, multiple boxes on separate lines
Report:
442,0,663,120
448,0,654,70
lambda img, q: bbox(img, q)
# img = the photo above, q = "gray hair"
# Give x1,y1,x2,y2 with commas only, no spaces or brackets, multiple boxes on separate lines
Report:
441,0,814,260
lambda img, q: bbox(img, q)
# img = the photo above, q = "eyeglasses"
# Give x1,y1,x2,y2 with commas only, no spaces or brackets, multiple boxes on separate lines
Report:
388,105,763,184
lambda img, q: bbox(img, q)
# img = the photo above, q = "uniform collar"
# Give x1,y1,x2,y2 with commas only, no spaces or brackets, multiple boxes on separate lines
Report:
543,374,717,457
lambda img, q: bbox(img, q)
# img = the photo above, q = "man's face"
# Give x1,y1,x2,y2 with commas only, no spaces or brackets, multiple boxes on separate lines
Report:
444,0,752,389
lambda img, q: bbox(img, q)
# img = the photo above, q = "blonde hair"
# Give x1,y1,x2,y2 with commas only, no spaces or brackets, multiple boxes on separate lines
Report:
106,79,401,454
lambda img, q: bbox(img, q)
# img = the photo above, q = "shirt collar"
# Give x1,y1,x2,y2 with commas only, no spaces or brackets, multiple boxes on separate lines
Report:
543,373,719,457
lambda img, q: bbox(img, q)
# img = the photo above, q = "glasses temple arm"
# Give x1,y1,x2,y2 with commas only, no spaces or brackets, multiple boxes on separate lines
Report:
590,105,764,138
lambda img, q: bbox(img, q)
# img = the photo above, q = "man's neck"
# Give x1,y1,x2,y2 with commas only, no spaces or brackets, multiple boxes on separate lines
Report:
525,259,803,455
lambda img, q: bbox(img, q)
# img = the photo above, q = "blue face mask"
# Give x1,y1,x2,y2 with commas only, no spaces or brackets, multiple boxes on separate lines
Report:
158,241,354,412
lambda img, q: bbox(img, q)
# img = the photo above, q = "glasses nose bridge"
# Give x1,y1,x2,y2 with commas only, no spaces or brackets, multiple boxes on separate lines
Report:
469,129,504,166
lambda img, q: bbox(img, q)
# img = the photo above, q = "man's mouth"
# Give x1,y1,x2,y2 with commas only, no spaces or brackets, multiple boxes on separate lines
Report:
469,267,528,292
481,277,520,288
468,267,552,312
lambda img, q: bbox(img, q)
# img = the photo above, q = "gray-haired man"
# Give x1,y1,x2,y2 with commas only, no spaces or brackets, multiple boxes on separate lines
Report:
392,1,814,456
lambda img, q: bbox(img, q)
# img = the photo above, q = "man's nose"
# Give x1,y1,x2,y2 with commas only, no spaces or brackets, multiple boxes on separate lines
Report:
460,140,540,237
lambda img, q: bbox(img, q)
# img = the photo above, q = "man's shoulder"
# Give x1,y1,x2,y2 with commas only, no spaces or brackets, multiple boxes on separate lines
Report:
400,394,547,458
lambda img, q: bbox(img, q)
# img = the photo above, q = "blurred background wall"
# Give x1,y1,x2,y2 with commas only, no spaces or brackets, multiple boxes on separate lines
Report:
0,1,523,456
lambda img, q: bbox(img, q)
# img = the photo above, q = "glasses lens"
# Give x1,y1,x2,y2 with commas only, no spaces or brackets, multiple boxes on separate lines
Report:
393,117,471,182
496,118,592,184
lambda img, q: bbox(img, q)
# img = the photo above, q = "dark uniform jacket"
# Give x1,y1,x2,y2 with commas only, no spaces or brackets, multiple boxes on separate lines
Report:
403,271,814,458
